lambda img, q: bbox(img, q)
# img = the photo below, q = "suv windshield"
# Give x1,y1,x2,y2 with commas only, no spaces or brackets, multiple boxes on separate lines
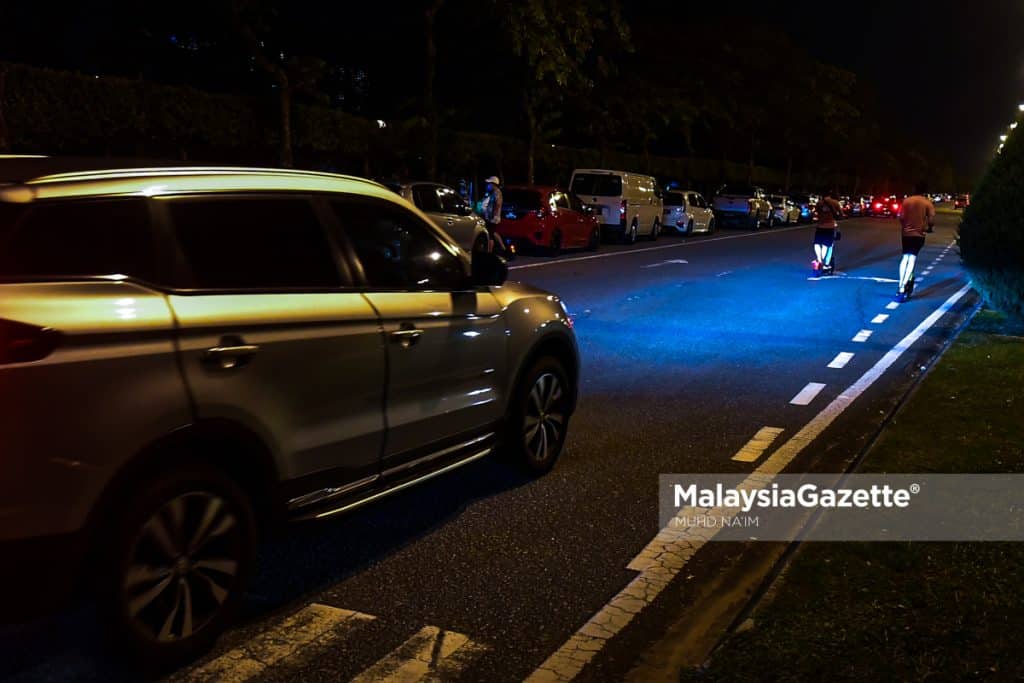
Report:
571,173,623,197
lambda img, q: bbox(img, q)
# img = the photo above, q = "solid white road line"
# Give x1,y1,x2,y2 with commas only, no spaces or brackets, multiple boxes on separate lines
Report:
508,225,807,270
827,352,855,369
525,283,971,683
351,626,489,683
731,426,785,462
175,604,374,683
852,329,873,343
790,382,827,406
886,301,900,310
642,259,689,268
871,314,889,324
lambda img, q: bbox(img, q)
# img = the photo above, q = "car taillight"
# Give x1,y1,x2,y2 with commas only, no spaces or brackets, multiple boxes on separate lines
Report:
892,203,899,212
874,202,882,209
0,319,62,365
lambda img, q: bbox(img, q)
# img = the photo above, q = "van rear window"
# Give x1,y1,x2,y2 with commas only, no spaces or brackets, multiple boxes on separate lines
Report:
571,174,622,197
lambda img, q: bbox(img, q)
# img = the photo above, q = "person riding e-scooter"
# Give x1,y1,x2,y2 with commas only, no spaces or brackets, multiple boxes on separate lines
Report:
812,190,843,276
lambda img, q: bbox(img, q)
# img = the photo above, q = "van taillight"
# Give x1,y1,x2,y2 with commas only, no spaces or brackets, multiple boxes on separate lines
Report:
619,200,627,221
0,319,62,365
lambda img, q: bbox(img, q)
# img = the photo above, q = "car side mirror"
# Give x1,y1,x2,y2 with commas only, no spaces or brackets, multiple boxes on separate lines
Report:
456,203,473,216
471,250,508,287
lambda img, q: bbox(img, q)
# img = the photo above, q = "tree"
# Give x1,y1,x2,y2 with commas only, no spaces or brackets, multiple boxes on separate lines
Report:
423,0,444,179
494,0,628,185
229,0,325,167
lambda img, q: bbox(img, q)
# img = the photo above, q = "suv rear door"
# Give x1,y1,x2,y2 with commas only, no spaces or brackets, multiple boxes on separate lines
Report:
328,195,506,474
159,195,387,492
0,198,190,539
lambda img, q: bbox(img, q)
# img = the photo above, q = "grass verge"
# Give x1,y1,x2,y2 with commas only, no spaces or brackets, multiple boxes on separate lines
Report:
683,308,1024,681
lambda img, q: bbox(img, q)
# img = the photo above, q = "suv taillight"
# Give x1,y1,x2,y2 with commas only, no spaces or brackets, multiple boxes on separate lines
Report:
0,319,62,365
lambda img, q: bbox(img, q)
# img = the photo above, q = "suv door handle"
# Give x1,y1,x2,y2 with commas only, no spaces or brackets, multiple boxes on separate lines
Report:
203,342,259,370
390,326,423,348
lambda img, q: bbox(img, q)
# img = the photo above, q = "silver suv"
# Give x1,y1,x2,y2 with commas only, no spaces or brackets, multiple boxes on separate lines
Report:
0,160,578,664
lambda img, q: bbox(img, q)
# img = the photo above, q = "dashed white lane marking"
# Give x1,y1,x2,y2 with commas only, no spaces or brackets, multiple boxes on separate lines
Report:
827,352,855,369
351,626,489,683
526,283,971,683
508,225,807,270
641,259,689,268
789,382,827,406
852,329,873,343
175,604,374,683
886,301,900,310
807,275,899,283
871,314,889,324
716,270,733,277
730,426,785,462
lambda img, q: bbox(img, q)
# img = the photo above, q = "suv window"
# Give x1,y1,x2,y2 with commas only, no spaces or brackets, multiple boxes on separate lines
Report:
168,196,340,290
0,198,156,281
332,198,467,291
437,187,466,214
688,193,700,207
412,185,443,213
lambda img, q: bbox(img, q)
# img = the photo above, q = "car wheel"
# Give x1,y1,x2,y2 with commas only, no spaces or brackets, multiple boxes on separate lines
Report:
472,232,490,254
624,220,638,245
587,227,601,251
707,218,715,234
99,462,256,667
550,231,563,256
687,219,694,235
508,356,571,474
649,219,660,241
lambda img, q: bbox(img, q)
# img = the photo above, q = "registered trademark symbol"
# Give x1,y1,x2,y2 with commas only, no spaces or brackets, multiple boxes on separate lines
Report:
910,483,921,494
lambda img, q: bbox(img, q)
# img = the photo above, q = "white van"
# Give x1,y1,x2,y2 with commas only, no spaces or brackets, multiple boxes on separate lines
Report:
569,169,663,244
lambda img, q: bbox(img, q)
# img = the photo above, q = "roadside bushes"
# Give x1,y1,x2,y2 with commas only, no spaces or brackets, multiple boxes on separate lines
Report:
959,125,1024,319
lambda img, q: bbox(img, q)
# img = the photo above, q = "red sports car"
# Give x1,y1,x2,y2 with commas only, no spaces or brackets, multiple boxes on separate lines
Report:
499,186,601,254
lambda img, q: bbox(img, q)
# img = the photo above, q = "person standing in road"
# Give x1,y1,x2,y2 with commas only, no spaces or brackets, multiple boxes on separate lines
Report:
896,182,936,302
481,175,506,254
812,190,843,276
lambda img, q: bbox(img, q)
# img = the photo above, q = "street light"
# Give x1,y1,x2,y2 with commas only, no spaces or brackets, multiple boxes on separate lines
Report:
1000,134,1008,142
1019,104,1024,112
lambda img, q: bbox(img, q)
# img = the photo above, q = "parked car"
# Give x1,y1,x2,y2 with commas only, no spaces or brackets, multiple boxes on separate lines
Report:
712,184,774,230
791,194,817,222
0,159,579,664
499,185,601,254
384,180,489,253
569,169,663,244
768,195,802,225
662,189,715,235
954,193,970,209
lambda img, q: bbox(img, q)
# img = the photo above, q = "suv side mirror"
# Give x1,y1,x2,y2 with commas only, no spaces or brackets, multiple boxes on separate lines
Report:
471,250,508,287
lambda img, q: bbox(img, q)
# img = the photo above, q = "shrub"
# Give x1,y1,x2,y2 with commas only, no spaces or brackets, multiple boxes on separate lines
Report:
959,124,1024,319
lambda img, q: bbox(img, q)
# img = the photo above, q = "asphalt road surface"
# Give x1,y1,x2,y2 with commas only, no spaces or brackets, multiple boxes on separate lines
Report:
0,214,975,682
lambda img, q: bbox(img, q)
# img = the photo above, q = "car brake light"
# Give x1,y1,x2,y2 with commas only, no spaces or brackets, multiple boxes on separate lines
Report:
874,202,882,209
0,319,62,365
892,203,899,211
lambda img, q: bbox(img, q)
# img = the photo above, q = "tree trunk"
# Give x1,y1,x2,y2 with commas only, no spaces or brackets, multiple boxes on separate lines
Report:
524,96,536,187
424,0,443,179
279,83,293,168
0,65,9,153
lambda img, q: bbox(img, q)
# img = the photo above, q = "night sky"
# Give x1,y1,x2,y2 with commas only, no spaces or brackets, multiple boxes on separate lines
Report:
2,1,1021,180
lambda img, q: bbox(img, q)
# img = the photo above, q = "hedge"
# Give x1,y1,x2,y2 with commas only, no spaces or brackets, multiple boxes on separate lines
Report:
0,61,830,190
959,124,1024,319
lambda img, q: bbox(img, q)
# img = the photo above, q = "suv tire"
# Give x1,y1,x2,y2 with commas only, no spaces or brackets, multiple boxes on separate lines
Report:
99,461,257,667
507,356,571,474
